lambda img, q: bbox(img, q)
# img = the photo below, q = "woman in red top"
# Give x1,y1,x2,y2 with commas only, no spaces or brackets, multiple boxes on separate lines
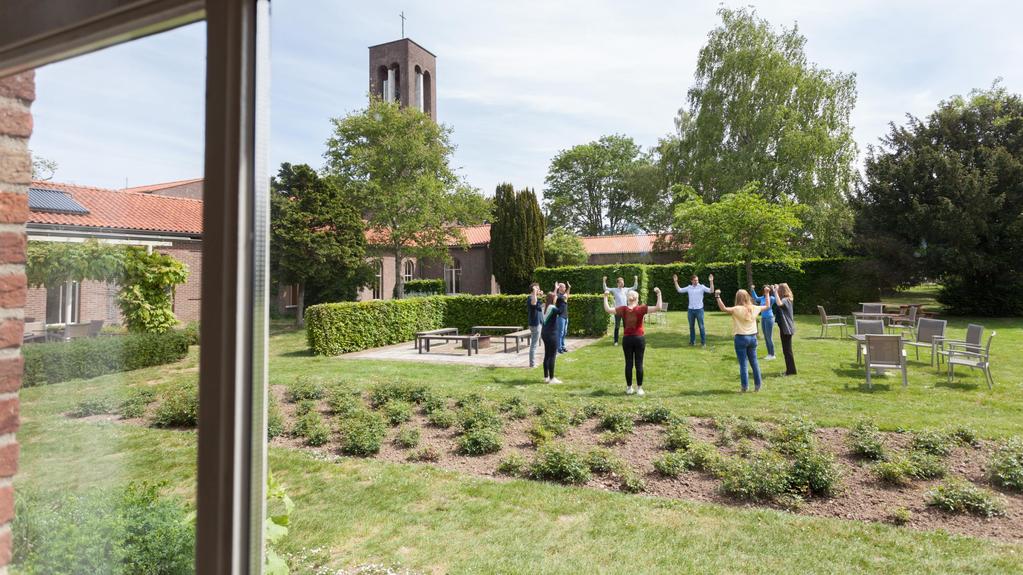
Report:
602,286,665,395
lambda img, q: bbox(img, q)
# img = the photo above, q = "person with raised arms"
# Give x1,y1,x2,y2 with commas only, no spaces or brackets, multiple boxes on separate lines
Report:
556,281,571,354
672,273,714,347
541,287,567,384
602,285,666,395
749,283,776,360
526,282,544,368
603,274,639,346
715,287,773,392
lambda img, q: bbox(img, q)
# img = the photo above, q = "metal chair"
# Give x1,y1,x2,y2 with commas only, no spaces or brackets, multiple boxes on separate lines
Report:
904,318,947,366
863,334,908,389
817,305,847,338
87,319,104,337
887,305,917,337
853,319,885,365
649,302,669,325
862,303,884,314
947,331,996,389
22,321,46,343
935,323,983,369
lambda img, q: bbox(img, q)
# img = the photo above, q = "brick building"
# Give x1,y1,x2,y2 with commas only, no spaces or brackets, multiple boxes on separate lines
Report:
24,180,203,326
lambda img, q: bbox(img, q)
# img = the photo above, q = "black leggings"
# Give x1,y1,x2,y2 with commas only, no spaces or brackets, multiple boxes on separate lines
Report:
542,331,559,379
780,332,797,375
622,335,646,387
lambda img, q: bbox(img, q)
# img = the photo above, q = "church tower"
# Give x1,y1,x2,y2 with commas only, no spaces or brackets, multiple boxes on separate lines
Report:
368,38,437,120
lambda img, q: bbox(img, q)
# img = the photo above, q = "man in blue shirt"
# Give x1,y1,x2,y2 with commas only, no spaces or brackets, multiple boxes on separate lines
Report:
672,273,714,346
603,274,639,345
556,281,570,353
526,283,544,368
749,284,776,360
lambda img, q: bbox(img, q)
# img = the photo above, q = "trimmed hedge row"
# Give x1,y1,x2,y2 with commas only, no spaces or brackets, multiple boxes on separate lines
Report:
534,264,649,305
306,294,611,356
403,278,445,296
538,258,877,315
22,330,192,387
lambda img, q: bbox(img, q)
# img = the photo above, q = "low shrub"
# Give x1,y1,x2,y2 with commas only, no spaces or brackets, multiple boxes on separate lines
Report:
294,399,316,417
457,426,502,456
118,387,157,419
663,423,693,452
267,396,285,439
383,400,413,426
456,392,487,409
848,418,886,460
152,382,199,427
458,403,502,434
407,446,440,462
529,443,591,485
286,377,324,402
568,408,588,427
907,452,946,480
599,409,635,434
22,331,191,387
497,452,529,476
427,409,456,429
687,441,723,473
369,381,431,408
527,422,555,447
584,448,623,475
599,430,631,446
619,470,646,493
735,439,757,458
69,397,115,418
948,425,981,448
421,395,446,415
339,410,387,456
714,415,765,444
735,417,767,439
292,411,330,446
637,405,675,425
788,448,841,498
718,452,790,502
889,507,912,526
911,430,955,457
404,278,445,295
653,452,692,478
394,426,421,449
872,458,916,486
770,416,817,455
498,396,527,415
539,408,571,437
582,402,608,419
928,479,1005,517
989,438,1023,492
326,386,362,417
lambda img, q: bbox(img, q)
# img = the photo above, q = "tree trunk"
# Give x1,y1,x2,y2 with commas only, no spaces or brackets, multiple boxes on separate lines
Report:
745,259,753,292
393,253,404,299
296,283,306,328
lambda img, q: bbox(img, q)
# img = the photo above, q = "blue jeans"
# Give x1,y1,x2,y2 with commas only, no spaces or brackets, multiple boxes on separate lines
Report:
557,316,568,351
761,315,776,356
687,308,706,345
734,334,762,391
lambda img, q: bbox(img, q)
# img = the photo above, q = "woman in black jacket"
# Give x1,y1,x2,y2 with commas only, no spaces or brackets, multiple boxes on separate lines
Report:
771,283,797,375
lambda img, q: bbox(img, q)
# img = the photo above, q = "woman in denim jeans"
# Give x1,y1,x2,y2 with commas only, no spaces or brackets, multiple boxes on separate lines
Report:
715,287,773,392
749,284,776,360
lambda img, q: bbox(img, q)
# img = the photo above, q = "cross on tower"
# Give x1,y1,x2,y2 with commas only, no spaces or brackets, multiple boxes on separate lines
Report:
400,11,406,38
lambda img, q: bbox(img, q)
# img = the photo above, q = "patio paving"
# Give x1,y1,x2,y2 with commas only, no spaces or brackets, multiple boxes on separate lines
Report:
343,337,600,367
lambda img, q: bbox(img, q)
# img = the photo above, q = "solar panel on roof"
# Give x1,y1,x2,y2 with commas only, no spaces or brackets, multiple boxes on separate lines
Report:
28,188,90,215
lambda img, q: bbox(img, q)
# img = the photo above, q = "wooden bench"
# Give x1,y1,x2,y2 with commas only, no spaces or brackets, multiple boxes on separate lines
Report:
415,327,458,352
470,325,522,335
500,329,533,353
419,333,480,356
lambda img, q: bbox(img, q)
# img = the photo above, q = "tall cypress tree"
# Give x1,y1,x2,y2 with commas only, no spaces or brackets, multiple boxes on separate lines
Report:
491,184,544,293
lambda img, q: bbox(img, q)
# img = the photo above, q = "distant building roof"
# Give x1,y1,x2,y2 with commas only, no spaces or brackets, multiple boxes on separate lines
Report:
580,233,663,255
27,180,203,236
122,177,204,194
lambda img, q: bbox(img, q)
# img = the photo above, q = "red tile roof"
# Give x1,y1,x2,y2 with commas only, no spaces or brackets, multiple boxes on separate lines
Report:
122,177,204,194
580,233,661,255
27,180,203,235
366,223,493,247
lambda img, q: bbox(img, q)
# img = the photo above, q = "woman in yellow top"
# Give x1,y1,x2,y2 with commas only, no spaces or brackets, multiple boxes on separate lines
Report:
715,287,773,392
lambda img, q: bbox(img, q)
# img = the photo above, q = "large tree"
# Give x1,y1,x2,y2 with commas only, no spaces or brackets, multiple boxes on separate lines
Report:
270,163,370,325
543,227,588,268
853,84,1023,316
490,183,545,294
668,7,858,255
674,183,802,288
543,134,650,235
324,99,490,299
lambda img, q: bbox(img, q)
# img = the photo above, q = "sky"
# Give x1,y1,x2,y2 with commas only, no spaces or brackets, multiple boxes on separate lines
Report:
29,0,1023,195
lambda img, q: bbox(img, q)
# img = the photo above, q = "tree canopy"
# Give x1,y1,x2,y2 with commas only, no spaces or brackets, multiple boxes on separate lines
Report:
543,228,589,268
270,163,370,323
854,84,1023,316
490,183,545,294
674,183,802,288
323,99,490,299
664,7,858,255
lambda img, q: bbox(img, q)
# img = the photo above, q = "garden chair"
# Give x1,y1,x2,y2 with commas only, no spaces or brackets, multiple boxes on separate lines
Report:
22,321,46,343
649,302,669,325
817,305,847,338
887,305,917,337
903,318,946,366
65,323,92,340
862,334,908,389
947,331,996,389
86,319,104,337
853,319,885,365
935,323,983,370
862,303,884,314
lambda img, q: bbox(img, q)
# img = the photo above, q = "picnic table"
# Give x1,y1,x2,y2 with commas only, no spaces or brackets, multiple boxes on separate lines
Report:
418,333,480,356
851,311,901,323
415,327,458,352
471,325,530,353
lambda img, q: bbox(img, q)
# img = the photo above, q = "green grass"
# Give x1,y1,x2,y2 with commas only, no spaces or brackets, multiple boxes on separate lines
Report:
15,304,1023,573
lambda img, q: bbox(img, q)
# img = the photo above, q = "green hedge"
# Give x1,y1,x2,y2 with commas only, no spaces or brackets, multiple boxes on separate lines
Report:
534,264,649,304
403,278,445,296
22,331,191,387
305,294,610,355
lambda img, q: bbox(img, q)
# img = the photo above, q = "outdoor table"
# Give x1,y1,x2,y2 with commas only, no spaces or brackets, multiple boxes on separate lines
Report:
414,327,458,352
470,325,522,334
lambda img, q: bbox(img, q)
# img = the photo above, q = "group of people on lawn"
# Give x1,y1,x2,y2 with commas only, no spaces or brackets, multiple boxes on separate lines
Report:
525,275,798,394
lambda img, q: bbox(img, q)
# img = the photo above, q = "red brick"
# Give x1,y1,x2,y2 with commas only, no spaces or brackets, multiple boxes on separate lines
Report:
0,107,31,139
0,71,35,103
0,486,12,525
0,192,27,224
0,442,17,477
0,320,20,349
0,233,25,265
0,398,16,435
0,357,22,394
0,525,10,566
0,274,25,309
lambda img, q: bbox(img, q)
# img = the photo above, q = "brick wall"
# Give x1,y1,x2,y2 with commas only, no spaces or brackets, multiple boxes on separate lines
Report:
164,240,201,323
0,70,34,574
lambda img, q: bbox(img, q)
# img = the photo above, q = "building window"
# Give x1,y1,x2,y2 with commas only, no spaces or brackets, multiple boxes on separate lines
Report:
285,284,300,308
45,281,80,324
372,260,384,299
444,258,461,294
402,259,415,283
422,70,432,117
414,65,424,111
377,65,389,100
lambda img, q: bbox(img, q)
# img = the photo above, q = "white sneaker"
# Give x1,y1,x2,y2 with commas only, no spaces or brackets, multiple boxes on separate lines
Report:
636,388,645,396
549,377,562,384
543,377,550,383
626,386,634,395
614,341,619,346
766,355,777,361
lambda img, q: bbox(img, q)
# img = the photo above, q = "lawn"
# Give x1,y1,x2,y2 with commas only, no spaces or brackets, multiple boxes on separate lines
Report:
14,307,1023,574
